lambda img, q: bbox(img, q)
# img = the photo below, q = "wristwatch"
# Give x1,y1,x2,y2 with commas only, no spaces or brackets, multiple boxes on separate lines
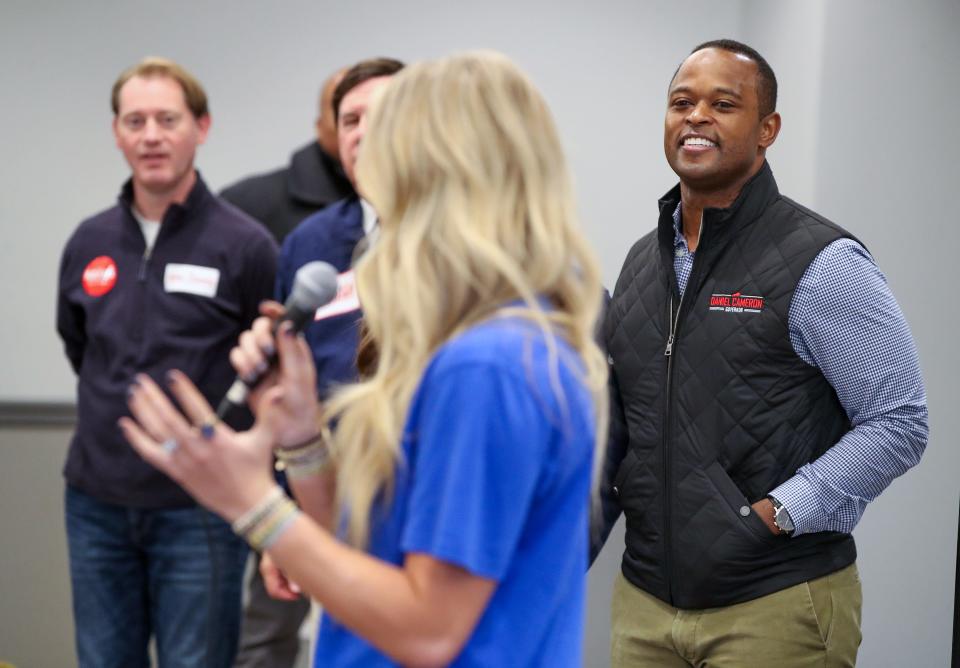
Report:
768,495,795,535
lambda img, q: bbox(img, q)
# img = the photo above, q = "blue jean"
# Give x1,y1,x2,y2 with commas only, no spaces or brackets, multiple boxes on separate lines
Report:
65,485,248,668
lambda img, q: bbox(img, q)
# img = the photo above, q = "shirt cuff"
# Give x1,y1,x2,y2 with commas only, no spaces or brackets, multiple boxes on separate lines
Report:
769,473,828,537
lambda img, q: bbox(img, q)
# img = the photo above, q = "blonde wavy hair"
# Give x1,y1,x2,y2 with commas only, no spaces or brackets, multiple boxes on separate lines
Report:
323,51,609,547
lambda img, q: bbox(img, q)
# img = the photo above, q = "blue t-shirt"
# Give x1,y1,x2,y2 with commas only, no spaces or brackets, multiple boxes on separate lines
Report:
313,315,596,667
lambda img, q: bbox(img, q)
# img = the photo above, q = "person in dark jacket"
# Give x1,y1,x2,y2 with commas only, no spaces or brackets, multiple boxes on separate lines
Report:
272,57,405,390
220,68,355,244
220,66,357,668
599,39,928,666
56,58,278,668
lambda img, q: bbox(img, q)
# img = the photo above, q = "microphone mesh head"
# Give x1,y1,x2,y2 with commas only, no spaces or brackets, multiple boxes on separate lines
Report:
289,261,339,312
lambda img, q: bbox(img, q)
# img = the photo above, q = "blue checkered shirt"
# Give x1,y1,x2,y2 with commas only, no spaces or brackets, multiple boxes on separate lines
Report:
671,205,928,535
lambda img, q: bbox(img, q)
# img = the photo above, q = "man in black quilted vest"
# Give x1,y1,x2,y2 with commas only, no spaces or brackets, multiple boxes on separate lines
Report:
599,39,928,666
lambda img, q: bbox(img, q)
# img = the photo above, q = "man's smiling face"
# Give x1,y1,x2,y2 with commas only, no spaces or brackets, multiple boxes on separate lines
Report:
664,47,773,194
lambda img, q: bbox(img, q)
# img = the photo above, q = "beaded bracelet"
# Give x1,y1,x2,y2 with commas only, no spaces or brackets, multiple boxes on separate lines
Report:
274,432,331,478
246,498,299,551
282,429,326,452
231,486,286,536
231,486,301,552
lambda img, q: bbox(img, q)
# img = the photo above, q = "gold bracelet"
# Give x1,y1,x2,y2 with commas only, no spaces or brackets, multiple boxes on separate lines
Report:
275,446,331,478
285,455,333,478
275,433,330,478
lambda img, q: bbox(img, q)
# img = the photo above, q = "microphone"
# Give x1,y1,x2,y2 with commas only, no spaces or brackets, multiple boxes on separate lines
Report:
215,261,339,419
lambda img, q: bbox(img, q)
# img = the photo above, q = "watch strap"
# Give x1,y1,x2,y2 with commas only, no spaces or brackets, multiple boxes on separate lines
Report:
768,495,795,535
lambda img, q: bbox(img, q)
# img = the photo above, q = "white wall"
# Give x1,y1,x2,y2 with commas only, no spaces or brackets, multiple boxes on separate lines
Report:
811,2,959,665
740,0,827,206
0,0,737,402
0,1,955,666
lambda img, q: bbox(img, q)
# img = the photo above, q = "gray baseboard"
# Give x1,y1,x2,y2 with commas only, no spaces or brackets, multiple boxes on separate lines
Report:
0,402,76,427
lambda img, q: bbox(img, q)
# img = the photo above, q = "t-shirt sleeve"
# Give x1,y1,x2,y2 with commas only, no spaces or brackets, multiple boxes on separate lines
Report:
401,362,548,581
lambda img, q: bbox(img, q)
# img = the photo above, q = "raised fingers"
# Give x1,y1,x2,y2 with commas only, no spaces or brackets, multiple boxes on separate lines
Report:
125,380,173,443
119,415,178,475
127,373,194,445
165,369,218,433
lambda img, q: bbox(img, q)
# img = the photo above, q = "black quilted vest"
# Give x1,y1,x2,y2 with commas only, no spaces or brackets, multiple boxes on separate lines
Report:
606,163,857,609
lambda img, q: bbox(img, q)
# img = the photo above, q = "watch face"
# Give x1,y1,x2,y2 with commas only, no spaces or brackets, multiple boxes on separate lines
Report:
775,506,795,532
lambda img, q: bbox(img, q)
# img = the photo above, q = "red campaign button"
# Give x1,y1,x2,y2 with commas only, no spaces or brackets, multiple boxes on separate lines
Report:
82,255,118,297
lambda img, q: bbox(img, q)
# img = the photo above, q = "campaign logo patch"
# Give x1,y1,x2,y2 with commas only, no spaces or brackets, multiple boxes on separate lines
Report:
708,291,765,314
82,255,118,297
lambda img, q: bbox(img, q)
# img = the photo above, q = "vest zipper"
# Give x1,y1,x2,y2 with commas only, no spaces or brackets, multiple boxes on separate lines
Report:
661,211,700,605
137,246,152,282
662,294,680,603
135,207,163,282
664,295,682,356
134,215,164,363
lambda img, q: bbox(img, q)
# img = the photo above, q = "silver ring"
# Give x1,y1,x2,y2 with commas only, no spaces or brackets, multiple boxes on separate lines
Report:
161,437,179,454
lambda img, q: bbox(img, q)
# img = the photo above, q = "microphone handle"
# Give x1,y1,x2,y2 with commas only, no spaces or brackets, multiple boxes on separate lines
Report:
216,378,254,420
215,304,316,419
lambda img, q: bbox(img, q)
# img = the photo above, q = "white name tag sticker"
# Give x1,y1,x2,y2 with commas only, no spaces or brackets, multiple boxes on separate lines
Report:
314,270,361,321
163,263,220,298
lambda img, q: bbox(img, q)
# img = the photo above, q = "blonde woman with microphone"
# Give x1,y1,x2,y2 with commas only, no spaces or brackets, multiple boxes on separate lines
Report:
121,51,607,667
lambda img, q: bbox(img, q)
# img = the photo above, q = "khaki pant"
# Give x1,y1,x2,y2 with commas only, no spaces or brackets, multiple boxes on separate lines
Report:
611,564,862,667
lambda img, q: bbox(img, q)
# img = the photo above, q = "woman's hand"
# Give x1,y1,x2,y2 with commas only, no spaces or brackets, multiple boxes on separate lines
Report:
119,370,276,522
230,303,323,449
120,309,325,522
260,552,302,601
227,301,280,412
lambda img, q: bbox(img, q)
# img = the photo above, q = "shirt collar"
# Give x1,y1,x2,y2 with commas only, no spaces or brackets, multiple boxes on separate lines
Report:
360,198,378,237
671,202,691,255
119,170,210,218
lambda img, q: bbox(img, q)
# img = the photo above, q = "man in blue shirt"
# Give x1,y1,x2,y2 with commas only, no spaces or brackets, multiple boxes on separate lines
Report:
255,56,404,635
600,39,928,666
275,56,404,396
